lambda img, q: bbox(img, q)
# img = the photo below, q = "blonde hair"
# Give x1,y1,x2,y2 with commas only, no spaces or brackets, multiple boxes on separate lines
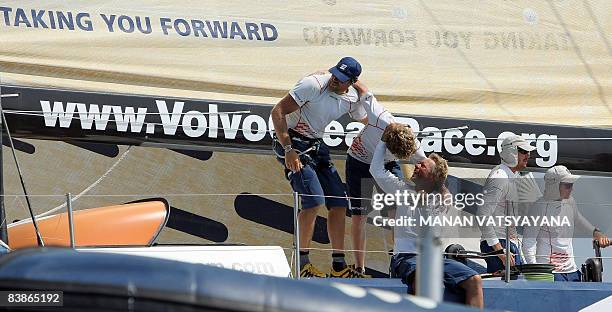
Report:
428,153,448,191
382,123,417,159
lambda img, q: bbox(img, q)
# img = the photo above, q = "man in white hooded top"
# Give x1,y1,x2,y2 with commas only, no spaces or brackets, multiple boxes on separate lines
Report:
522,165,610,281
477,135,536,273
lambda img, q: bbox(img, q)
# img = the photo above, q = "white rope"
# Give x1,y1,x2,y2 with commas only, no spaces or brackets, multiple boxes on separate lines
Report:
2,111,253,129
20,146,134,222
57,193,292,198
3,191,612,206
0,193,292,197
413,126,469,133
4,110,251,115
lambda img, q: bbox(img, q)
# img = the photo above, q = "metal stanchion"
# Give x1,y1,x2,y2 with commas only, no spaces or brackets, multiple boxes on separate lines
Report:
417,224,443,302
293,192,300,279
66,193,75,248
505,200,511,283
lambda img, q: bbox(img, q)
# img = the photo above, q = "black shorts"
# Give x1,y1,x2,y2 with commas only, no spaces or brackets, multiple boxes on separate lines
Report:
345,154,402,216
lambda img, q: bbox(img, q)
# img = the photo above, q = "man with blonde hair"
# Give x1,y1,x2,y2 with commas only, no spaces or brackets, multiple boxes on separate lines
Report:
370,126,483,308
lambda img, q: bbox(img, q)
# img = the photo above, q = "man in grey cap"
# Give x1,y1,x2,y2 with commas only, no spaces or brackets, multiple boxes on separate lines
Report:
522,165,610,281
477,134,536,273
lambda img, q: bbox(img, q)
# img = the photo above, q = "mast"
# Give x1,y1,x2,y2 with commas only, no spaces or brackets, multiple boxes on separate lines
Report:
0,85,8,243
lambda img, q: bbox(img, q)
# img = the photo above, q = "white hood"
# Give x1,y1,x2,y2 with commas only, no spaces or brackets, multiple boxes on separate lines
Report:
543,166,580,201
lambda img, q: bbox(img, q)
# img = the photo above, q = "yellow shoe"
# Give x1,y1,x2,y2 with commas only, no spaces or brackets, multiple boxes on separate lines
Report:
330,264,372,278
300,263,328,278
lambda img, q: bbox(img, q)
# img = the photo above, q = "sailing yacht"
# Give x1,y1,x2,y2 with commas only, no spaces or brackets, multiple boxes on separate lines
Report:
0,1,611,310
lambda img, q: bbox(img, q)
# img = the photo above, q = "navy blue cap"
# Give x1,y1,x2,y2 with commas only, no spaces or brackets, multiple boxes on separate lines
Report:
329,57,362,83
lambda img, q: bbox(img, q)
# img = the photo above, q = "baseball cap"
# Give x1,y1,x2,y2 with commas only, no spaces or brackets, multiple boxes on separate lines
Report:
329,57,362,83
545,165,580,184
501,135,536,152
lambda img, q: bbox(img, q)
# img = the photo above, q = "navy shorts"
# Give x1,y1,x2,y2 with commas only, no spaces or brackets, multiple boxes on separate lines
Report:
273,138,348,210
345,154,402,216
554,270,581,282
479,239,523,273
390,254,479,292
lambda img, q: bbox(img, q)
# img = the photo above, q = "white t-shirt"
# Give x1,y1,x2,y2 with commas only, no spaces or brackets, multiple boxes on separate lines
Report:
348,92,426,164
286,73,366,139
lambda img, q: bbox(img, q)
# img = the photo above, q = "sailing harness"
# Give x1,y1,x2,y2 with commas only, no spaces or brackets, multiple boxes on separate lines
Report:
273,129,325,181
273,129,321,159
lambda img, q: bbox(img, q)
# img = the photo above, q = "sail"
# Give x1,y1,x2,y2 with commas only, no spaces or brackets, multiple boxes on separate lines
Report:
0,0,610,126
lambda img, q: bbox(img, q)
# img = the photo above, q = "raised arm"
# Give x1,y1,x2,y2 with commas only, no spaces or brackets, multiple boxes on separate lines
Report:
352,81,369,125
351,80,369,98
369,141,410,193
409,141,427,163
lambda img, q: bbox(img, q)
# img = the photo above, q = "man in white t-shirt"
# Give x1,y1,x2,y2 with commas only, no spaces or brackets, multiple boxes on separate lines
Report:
522,165,610,281
270,57,368,278
345,82,426,274
477,135,535,273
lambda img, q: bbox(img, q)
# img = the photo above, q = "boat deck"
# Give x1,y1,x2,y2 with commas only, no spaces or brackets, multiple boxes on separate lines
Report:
306,278,612,311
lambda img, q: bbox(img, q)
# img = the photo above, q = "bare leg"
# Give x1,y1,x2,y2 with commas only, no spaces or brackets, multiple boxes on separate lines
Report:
386,208,396,242
327,207,346,253
351,215,367,269
299,205,323,252
458,275,484,309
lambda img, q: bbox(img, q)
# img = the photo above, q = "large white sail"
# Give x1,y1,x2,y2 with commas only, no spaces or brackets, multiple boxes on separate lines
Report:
0,1,610,126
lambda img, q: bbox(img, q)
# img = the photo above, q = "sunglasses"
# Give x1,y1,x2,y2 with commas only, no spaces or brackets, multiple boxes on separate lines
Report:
331,75,356,84
518,148,530,155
